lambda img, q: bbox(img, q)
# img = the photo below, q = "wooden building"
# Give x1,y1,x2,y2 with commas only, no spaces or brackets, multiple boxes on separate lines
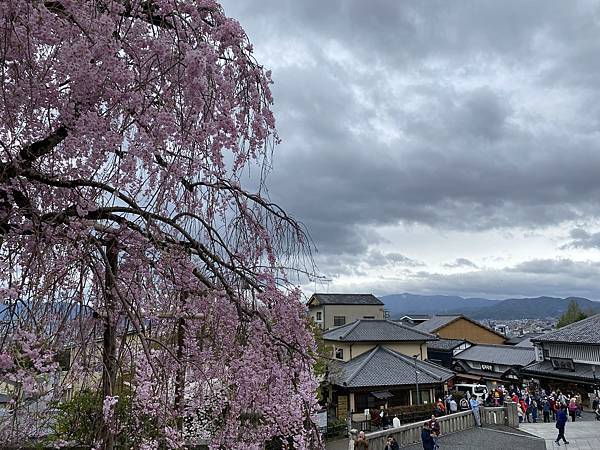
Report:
523,314,600,405
413,314,506,345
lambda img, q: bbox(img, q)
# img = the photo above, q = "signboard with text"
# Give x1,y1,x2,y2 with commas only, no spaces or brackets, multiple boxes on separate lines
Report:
550,357,575,372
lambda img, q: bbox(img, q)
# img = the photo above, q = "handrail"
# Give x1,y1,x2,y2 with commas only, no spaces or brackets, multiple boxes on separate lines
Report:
363,405,512,450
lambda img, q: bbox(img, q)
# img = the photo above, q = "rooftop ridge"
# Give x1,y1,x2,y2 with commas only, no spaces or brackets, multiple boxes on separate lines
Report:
339,320,362,339
345,346,380,386
380,346,451,380
388,319,437,339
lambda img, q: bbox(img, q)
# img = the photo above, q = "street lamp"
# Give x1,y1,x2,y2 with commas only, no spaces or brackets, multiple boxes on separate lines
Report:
413,354,420,405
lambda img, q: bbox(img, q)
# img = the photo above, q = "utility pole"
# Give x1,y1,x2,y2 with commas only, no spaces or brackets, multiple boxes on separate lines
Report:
413,354,420,406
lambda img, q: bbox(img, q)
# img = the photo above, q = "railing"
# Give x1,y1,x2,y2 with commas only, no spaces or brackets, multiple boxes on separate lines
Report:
363,404,516,450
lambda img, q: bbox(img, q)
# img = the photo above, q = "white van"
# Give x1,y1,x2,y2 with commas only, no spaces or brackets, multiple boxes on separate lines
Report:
454,383,488,401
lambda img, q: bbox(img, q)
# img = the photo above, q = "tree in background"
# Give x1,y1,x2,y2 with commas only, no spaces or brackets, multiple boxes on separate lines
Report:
556,299,589,328
0,1,320,448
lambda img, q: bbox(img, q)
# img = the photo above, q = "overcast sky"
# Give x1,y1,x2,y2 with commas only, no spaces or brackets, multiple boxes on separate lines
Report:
222,0,600,300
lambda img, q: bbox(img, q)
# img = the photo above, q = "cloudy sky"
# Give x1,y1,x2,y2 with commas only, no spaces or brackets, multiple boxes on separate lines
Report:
222,0,600,300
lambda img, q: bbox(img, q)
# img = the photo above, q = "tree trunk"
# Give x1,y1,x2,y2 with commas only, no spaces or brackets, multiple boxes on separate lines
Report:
102,240,118,450
174,294,187,431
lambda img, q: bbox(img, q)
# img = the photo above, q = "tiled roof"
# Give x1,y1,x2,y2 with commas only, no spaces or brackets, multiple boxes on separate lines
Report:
505,333,543,345
413,315,460,333
532,314,600,345
454,344,536,367
523,360,599,382
323,319,437,342
398,314,431,320
332,346,454,388
309,293,384,306
427,338,468,351
413,314,506,339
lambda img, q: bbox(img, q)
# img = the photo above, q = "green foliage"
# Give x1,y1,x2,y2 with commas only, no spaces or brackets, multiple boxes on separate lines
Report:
309,320,332,379
557,299,589,328
52,389,165,448
53,390,104,446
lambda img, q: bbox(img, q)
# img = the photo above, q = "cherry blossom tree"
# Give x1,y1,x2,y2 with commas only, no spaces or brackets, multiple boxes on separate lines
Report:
0,1,320,448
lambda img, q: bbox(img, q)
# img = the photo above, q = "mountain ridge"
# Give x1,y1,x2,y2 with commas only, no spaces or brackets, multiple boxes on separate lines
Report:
380,293,600,320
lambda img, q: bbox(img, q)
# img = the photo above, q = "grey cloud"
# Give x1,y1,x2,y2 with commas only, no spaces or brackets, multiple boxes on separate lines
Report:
562,228,600,250
443,258,478,269
224,0,600,260
363,250,424,268
322,258,600,300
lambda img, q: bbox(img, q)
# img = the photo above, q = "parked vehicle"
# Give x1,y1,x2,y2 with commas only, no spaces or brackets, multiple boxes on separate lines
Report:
454,384,488,401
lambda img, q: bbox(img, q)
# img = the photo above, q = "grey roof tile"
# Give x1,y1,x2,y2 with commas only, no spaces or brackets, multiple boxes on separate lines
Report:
322,319,437,342
310,293,384,306
413,315,461,333
454,344,536,367
428,338,468,351
333,346,454,388
523,359,599,381
413,314,505,339
532,313,600,345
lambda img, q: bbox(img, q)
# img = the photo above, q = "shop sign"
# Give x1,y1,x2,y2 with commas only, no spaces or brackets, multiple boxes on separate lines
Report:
481,363,494,372
550,357,575,372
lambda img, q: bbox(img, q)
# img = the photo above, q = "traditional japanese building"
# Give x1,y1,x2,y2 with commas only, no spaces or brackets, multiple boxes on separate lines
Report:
427,338,471,369
413,314,506,345
331,346,454,420
452,343,536,389
321,319,453,420
522,314,600,405
322,319,436,361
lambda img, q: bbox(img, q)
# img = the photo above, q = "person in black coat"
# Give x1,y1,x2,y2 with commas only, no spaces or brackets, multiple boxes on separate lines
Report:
555,407,570,446
421,423,435,450
384,435,400,450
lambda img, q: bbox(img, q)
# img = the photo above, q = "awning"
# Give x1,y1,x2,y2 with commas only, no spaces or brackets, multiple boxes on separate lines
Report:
371,390,394,399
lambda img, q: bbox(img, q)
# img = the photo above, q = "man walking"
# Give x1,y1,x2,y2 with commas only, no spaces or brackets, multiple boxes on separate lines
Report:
449,397,458,414
469,397,481,427
555,406,569,446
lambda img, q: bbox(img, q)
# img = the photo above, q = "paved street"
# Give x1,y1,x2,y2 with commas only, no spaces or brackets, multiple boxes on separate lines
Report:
326,426,546,450
520,420,600,450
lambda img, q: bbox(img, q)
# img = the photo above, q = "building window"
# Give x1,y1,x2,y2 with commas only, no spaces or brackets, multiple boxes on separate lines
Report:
333,316,346,326
316,311,322,321
335,348,344,360
363,316,375,319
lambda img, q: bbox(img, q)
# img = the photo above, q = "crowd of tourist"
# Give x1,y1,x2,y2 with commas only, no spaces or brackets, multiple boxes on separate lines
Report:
348,386,600,449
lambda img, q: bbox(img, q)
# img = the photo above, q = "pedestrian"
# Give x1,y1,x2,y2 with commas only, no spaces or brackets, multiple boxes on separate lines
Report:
568,398,577,422
427,414,441,449
469,396,481,427
555,407,569,446
449,397,458,414
592,395,599,412
384,435,400,450
421,423,435,450
531,399,538,423
392,414,401,428
434,398,445,417
355,431,369,450
348,429,358,450
575,394,582,417
517,402,524,423
543,397,551,423
459,396,469,411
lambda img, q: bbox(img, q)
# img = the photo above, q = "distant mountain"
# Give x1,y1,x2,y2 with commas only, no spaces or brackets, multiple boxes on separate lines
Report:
380,293,600,320
469,296,600,320
380,293,501,317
